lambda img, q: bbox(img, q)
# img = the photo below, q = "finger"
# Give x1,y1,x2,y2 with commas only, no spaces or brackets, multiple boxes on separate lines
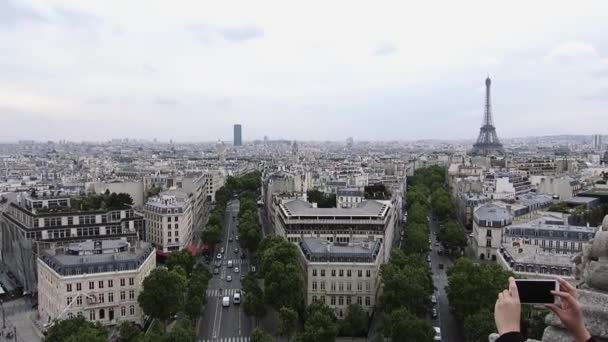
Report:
558,278,576,296
509,277,519,298
498,292,504,301
545,304,563,316
551,291,576,306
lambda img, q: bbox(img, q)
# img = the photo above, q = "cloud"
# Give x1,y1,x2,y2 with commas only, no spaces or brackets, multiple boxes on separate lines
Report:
372,42,397,56
544,41,599,64
155,97,179,106
189,24,264,43
0,0,47,26
143,64,158,73
52,6,102,31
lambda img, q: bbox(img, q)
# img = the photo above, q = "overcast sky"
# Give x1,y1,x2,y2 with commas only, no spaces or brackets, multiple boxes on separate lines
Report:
2,0,608,142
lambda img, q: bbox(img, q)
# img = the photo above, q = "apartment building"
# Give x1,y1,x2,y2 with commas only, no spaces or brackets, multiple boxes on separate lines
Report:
37,239,155,326
336,188,364,208
471,204,513,261
0,192,143,294
143,191,193,254
483,171,533,200
298,238,381,317
203,170,225,203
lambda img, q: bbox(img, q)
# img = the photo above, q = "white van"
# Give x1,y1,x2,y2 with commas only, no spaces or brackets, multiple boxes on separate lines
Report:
233,293,241,305
433,327,441,341
222,296,230,307
227,260,233,268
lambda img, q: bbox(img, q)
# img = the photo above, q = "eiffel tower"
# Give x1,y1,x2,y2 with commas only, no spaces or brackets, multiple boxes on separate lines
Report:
470,76,505,157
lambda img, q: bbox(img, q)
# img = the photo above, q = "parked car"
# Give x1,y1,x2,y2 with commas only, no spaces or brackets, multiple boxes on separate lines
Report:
216,253,222,260
213,268,220,275
438,263,444,270
433,327,442,341
431,295,437,304
220,247,225,253
234,248,239,254
234,267,240,273
227,275,232,282
426,255,431,263
215,260,222,267
228,260,233,268
432,308,438,318
229,236,233,242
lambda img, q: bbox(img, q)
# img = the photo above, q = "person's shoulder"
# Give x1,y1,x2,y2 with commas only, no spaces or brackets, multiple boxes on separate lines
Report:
495,332,525,342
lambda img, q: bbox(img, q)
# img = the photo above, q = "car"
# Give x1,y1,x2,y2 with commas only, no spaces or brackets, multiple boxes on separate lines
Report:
250,265,256,273
222,296,230,307
216,253,222,260
438,263,444,269
426,255,431,263
235,235,239,241
227,275,232,282
213,268,220,275
437,249,443,256
434,242,440,247
432,308,438,318
234,248,239,254
433,327,442,341
234,267,240,273
220,247,225,253
431,295,437,304
215,260,222,267
228,260,233,268
229,236,233,242
233,293,241,305
428,238,432,244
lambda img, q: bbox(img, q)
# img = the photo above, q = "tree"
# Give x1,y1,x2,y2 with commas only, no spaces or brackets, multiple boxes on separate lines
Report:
264,261,304,311
341,304,368,337
463,309,497,342
301,303,337,342
306,189,336,208
383,308,434,342
243,275,266,321
446,258,513,321
439,221,467,254
165,321,196,342
43,317,108,342
201,224,223,246
548,201,570,214
278,307,298,341
138,268,187,327
250,327,274,342
430,188,455,221
167,250,196,276
403,223,430,255
118,321,142,342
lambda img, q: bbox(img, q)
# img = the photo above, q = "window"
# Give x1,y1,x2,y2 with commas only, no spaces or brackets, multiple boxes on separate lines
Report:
346,296,352,305
312,281,317,290
366,270,371,277
365,296,371,306
99,293,104,303
366,282,370,291
89,310,96,320
357,296,362,305
76,297,82,305
358,270,362,277
129,277,134,286
339,283,344,291
66,284,72,292
129,305,135,316
168,217,172,222
121,306,126,316
120,278,125,286
331,270,336,277
320,281,325,290
108,293,114,303
339,269,344,277
338,296,344,305
108,280,113,288
76,283,82,291
120,291,126,301
320,269,325,277
321,296,326,304
175,224,179,229
67,297,73,306
129,290,135,300
312,269,317,276
67,313,74,319
347,282,351,291
331,282,336,291
98,281,104,289
331,296,336,305
347,270,352,277
357,282,362,291
89,281,94,290
312,295,317,302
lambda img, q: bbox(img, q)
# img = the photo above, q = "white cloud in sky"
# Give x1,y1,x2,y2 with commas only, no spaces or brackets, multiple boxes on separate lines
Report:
1,0,608,141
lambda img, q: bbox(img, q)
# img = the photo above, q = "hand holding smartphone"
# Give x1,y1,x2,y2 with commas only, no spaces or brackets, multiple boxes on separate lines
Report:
514,279,558,304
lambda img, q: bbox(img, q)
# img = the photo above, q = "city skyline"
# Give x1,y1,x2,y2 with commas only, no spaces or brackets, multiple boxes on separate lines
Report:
1,1,608,142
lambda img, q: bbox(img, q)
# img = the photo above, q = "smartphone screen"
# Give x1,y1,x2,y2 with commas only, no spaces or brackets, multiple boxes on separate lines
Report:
515,280,557,304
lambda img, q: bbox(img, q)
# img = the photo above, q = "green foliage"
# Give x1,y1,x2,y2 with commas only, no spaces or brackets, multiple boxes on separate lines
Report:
438,221,467,254
364,184,392,200
118,321,142,342
278,306,298,340
300,302,337,342
383,308,434,342
430,188,455,221
446,258,513,322
548,201,570,214
167,250,196,276
379,250,434,316
201,224,223,245
238,191,263,252
340,304,368,337
570,204,608,227
243,274,266,319
138,268,187,323
463,309,496,342
306,189,336,208
250,328,274,342
68,192,133,212
43,317,108,342
403,222,430,255
164,320,197,342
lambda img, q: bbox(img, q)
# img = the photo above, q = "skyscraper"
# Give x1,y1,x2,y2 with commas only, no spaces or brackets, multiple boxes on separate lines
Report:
233,124,242,146
470,76,505,158
593,134,603,150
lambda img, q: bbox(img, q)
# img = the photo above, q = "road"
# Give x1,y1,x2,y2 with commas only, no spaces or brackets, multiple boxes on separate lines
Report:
198,199,253,342
428,216,465,342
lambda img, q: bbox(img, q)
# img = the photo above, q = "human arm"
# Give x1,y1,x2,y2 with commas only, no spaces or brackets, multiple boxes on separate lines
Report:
545,278,592,342
495,277,522,338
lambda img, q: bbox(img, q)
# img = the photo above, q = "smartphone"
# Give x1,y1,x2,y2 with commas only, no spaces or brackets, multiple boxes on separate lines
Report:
514,279,558,304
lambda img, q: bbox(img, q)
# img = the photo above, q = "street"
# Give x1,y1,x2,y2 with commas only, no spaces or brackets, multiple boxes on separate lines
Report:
428,216,465,342
197,199,253,342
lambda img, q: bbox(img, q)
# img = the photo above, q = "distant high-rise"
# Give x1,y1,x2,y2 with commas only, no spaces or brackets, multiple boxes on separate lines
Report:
470,76,505,158
233,124,242,146
593,134,603,150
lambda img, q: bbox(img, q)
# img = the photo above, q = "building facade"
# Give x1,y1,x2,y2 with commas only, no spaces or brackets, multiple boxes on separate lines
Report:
143,192,193,254
471,204,513,260
234,124,242,146
37,240,155,327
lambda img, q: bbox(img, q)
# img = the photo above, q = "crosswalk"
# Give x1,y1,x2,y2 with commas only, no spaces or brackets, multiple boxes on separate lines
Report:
199,337,250,342
225,259,248,265
206,288,241,297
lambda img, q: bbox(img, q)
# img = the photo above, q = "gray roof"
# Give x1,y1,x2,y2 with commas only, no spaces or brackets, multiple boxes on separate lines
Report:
337,188,364,197
299,238,381,262
282,199,388,217
565,196,599,204
475,204,513,222
509,216,595,233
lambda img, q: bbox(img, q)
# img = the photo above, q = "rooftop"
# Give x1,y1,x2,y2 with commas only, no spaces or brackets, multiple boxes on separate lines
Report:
281,198,389,218
475,204,513,222
299,238,381,263
510,216,596,232
501,242,574,268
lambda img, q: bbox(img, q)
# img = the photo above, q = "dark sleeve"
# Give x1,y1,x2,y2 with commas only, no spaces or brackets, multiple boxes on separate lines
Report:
495,332,525,342
587,338,596,342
